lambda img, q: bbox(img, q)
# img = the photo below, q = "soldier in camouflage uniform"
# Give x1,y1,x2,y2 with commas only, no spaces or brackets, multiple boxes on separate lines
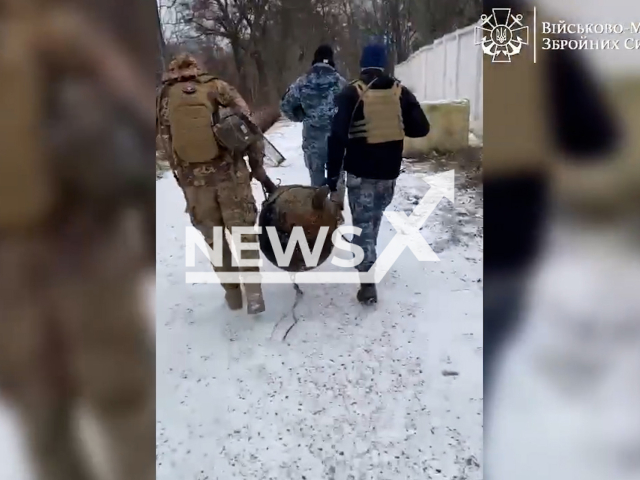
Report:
280,45,347,200
157,54,276,314
326,44,430,304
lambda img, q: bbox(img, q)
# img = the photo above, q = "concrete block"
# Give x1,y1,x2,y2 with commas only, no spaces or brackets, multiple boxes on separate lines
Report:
403,99,471,156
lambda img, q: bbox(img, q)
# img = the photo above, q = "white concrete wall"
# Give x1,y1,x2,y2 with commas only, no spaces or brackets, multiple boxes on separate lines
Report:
395,22,483,136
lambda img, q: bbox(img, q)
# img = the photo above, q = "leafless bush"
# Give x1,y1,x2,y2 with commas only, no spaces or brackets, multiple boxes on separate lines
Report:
157,0,481,109
254,106,283,133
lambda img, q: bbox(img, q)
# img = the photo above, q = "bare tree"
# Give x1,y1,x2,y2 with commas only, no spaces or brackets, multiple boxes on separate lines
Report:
157,0,481,107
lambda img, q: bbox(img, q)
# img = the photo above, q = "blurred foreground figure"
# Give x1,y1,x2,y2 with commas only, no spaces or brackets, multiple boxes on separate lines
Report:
326,44,430,304
0,1,154,479
483,0,619,395
157,54,276,314
485,1,640,479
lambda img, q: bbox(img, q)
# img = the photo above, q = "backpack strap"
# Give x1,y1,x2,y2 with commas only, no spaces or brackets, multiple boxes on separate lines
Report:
195,74,218,84
391,81,402,98
348,78,378,131
155,82,170,134
350,79,365,91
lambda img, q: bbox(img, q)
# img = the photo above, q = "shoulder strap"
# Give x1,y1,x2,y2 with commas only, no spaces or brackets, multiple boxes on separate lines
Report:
350,79,365,91
263,184,293,206
391,81,402,97
195,74,218,84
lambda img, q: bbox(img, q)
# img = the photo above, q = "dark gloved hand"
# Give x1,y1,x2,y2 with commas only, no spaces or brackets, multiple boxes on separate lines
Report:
329,190,343,208
291,105,305,122
252,167,277,195
322,177,343,210
324,176,338,192
261,176,277,195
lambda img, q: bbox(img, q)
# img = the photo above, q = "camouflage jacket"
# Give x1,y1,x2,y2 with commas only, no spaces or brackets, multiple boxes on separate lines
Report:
280,63,347,132
156,74,264,187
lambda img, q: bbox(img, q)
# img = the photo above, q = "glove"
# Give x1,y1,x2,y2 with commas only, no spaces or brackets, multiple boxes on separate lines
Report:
329,190,344,210
252,167,277,195
261,176,277,195
324,176,338,192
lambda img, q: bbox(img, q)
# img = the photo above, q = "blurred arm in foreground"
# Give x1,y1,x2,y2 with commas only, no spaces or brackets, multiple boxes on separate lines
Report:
0,1,155,479
483,0,619,395
485,1,640,480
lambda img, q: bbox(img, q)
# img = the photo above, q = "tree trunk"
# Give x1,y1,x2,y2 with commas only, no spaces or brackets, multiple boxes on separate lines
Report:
251,48,271,106
156,5,166,85
230,39,249,100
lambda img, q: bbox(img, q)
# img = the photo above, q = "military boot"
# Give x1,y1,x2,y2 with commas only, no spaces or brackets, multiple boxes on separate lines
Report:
245,284,265,315
224,287,243,311
357,283,377,305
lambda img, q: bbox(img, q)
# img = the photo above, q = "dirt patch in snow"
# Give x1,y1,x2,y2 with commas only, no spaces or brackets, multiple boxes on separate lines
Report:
398,147,483,259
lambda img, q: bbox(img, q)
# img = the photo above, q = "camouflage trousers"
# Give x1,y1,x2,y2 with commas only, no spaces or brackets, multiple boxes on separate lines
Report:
182,162,261,292
346,173,396,273
0,212,154,480
156,134,172,164
302,129,345,202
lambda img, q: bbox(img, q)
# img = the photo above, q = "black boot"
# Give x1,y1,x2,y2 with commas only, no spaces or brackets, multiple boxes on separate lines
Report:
224,287,243,310
357,283,377,305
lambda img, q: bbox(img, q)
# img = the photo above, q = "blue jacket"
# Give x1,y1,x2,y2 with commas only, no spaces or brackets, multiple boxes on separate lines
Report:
280,63,348,132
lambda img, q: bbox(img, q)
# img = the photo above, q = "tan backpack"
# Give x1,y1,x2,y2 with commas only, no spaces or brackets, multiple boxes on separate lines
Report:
349,79,404,144
165,75,221,164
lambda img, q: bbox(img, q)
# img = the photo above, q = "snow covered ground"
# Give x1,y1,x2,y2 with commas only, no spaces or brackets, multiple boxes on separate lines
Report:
0,119,483,479
156,120,483,479
0,405,31,479
486,221,640,480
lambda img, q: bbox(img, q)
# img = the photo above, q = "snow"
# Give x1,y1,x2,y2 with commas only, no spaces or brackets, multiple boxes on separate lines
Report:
0,405,31,479
0,119,483,479
420,99,470,106
469,132,482,147
156,120,483,479
486,222,640,480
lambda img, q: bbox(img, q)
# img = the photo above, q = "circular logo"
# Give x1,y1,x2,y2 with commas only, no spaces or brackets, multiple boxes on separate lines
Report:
478,12,526,61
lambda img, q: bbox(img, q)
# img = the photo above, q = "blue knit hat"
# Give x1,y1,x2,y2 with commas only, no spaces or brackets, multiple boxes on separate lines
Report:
360,44,387,70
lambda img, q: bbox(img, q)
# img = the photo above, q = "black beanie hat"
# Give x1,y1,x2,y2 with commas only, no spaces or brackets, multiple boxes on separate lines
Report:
312,44,335,67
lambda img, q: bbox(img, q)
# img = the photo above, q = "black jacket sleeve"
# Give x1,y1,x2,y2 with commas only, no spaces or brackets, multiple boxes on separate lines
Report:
547,47,618,159
327,85,358,180
401,86,430,138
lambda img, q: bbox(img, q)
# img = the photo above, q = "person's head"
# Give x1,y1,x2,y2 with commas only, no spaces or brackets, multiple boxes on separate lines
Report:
163,53,202,81
312,44,335,68
359,44,387,72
